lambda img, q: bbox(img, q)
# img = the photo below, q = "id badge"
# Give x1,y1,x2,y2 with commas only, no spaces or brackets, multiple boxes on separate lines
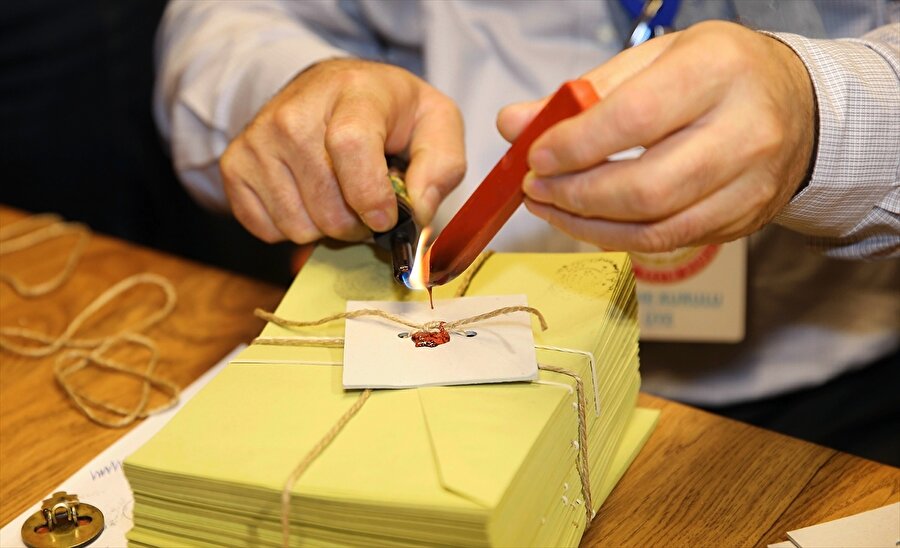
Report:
633,239,746,342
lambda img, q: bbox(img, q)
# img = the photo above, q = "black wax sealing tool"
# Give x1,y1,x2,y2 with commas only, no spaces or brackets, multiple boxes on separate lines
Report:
373,156,421,288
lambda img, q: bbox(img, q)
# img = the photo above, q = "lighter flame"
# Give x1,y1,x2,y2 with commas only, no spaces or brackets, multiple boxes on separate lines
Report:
407,226,432,290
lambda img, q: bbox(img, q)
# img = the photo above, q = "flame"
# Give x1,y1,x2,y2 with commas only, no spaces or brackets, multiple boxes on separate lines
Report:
407,226,432,290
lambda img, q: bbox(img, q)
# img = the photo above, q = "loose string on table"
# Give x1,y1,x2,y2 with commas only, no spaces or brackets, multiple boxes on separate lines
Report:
0,213,89,297
0,215,181,428
258,251,596,546
55,332,180,427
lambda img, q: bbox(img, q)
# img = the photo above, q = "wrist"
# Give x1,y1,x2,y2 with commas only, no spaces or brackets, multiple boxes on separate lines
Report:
768,36,818,198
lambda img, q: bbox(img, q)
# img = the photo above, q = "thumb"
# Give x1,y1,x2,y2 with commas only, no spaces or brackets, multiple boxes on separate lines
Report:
404,91,467,226
497,98,548,143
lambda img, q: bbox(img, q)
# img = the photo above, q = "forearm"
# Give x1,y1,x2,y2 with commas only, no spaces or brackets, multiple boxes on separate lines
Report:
766,24,900,259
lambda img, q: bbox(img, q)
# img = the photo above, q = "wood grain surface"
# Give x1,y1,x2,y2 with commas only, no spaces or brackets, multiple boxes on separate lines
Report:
0,207,283,526
589,395,899,547
1,205,897,546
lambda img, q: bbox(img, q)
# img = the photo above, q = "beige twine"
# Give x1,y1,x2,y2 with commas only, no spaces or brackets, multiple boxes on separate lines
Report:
275,365,592,546
260,249,502,349
1,273,177,357
451,250,494,297
279,387,373,545
0,215,181,427
539,364,594,521
265,251,595,546
254,305,547,336
255,336,345,347
55,332,181,427
0,213,90,297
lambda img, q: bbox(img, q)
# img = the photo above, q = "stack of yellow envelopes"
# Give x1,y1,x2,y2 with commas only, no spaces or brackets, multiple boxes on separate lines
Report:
125,245,658,547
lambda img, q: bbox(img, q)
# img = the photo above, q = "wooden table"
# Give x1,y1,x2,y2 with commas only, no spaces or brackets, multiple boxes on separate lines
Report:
1,206,897,547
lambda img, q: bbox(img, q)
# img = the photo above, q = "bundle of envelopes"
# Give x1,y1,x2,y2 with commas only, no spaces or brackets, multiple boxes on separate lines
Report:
125,245,659,547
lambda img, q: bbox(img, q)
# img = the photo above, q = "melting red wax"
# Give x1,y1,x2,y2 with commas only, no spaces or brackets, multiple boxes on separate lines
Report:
411,323,450,348
427,286,434,309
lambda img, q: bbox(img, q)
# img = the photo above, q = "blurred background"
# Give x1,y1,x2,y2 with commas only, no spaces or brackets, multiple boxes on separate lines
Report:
0,0,294,284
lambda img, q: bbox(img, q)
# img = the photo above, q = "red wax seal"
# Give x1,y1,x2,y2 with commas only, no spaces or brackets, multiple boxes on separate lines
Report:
411,323,451,348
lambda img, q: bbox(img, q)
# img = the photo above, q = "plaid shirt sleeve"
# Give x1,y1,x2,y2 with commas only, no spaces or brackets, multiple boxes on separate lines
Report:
764,24,900,260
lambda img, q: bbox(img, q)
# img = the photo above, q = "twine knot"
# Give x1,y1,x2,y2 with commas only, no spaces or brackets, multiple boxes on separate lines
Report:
421,320,447,332
254,305,548,342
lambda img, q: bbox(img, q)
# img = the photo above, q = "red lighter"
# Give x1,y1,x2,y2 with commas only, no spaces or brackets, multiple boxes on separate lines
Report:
424,80,600,287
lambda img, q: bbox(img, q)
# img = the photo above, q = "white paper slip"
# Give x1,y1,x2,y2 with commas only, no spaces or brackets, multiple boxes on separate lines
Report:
0,345,243,548
787,502,899,548
343,295,538,388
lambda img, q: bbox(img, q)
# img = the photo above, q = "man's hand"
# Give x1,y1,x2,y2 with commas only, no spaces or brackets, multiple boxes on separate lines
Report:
220,59,466,243
497,21,815,252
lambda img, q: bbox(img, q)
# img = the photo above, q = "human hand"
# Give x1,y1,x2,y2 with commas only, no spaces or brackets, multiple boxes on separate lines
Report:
497,21,815,252
219,59,465,243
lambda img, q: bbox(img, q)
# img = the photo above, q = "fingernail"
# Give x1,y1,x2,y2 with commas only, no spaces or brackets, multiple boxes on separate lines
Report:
363,210,391,231
529,147,557,173
523,171,549,201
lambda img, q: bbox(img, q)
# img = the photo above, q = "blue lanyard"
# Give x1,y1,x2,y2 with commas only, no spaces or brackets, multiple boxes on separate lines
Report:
619,0,681,48
619,0,681,29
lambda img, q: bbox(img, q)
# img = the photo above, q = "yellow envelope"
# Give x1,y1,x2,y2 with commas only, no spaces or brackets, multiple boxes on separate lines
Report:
125,244,656,547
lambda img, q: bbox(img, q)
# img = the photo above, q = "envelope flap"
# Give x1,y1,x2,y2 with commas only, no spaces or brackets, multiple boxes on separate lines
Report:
418,383,568,509
246,245,422,365
275,244,417,320
458,253,630,353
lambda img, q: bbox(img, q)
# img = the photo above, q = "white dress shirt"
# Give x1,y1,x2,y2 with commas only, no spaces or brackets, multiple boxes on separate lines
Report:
154,0,899,405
